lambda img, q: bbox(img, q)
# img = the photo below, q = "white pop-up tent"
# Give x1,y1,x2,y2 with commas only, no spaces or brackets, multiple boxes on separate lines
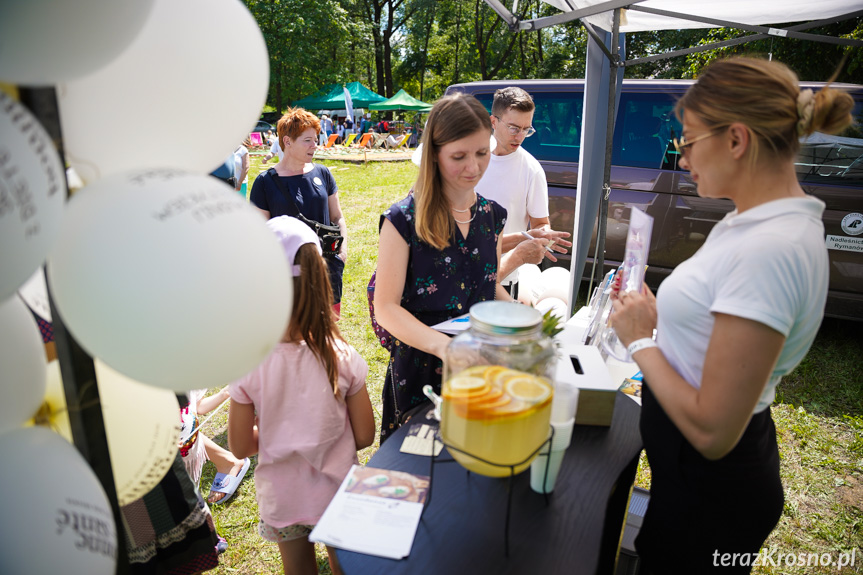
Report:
482,0,863,311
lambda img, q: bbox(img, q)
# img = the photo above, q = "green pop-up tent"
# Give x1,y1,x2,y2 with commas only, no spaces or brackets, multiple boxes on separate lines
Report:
292,82,386,110
369,89,433,112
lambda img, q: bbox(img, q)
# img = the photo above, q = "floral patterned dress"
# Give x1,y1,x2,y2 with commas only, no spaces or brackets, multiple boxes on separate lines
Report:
380,193,507,442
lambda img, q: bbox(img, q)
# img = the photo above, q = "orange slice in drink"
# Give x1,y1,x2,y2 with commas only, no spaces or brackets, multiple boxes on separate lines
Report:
481,366,508,383
476,387,504,402
470,395,513,412
443,376,490,401
484,398,529,417
458,365,508,385
459,366,494,379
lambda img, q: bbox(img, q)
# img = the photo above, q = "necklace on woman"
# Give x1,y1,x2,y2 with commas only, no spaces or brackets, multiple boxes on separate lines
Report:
452,192,478,224
453,212,477,224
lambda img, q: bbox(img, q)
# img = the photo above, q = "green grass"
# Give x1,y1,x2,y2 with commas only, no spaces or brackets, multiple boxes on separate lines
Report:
203,155,862,574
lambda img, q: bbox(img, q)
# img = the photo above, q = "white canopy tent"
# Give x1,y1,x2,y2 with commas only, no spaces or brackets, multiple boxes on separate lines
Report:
481,0,863,311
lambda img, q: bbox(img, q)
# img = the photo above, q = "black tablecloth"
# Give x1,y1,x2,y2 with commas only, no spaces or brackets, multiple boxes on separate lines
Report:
336,392,643,575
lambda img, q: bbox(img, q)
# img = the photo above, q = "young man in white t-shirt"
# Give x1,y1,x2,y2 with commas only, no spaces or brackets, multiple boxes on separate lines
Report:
474,87,571,301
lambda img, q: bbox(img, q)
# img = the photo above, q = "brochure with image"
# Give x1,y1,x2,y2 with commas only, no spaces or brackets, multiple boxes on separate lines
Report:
619,370,643,405
309,465,430,560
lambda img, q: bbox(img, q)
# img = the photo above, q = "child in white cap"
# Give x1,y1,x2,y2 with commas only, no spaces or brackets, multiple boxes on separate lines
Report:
227,216,375,575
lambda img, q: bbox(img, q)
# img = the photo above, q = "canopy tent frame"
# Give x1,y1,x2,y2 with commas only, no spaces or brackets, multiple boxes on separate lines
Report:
480,0,863,311
627,9,863,66
485,0,644,31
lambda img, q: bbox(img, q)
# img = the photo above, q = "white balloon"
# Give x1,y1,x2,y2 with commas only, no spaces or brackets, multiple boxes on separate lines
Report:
0,427,117,574
48,169,292,390
535,297,568,322
0,295,47,434
516,264,542,305
536,266,572,305
29,360,179,506
0,1,154,85
58,0,269,183
95,361,180,506
0,92,66,301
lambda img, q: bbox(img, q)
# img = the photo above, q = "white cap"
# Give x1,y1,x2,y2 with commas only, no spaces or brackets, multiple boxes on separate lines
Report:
266,216,321,276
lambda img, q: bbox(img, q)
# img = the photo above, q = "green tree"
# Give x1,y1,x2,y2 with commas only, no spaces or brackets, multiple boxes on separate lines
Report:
392,0,437,100
346,0,424,98
243,0,351,113
682,19,863,83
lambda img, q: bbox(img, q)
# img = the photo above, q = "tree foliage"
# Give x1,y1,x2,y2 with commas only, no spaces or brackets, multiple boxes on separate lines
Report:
243,1,861,113
242,0,355,113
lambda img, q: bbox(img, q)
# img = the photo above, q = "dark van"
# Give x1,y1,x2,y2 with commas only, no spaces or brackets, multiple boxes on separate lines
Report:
445,79,863,321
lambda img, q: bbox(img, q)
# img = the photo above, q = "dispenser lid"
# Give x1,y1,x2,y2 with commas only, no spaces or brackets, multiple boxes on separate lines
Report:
469,301,542,335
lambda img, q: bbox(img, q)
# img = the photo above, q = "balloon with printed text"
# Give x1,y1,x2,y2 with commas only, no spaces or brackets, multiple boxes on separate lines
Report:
48,169,292,390
0,92,66,301
0,427,117,574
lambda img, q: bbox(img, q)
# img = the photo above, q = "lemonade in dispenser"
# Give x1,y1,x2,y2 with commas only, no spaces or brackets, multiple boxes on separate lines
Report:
441,302,556,477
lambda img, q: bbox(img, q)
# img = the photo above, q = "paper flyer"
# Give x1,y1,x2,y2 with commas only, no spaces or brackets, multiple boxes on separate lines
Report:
309,466,430,560
619,370,643,405
430,313,470,334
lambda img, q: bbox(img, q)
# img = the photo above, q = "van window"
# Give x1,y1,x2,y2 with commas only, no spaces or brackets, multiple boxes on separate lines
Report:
612,92,681,170
796,101,863,187
474,91,584,163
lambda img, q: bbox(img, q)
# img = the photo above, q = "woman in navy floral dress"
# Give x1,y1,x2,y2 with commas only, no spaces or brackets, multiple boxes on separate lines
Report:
374,93,510,442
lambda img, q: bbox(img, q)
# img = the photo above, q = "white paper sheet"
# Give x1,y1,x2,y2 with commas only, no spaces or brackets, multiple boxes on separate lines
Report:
430,312,470,334
309,465,430,560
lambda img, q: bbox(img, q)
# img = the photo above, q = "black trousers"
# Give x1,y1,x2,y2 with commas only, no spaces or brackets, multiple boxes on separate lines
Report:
325,254,345,305
636,382,784,574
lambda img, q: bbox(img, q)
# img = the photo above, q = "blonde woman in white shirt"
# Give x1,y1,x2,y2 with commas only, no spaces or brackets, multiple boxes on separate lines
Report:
610,57,854,574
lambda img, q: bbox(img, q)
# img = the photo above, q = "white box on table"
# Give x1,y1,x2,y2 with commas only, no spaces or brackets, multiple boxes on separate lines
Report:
554,341,617,426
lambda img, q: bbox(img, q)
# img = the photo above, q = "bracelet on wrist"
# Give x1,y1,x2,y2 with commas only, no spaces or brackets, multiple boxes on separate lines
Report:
627,337,657,356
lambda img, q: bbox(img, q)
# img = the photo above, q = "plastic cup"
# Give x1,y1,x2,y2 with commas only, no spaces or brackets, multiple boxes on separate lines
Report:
551,381,578,424
530,418,575,494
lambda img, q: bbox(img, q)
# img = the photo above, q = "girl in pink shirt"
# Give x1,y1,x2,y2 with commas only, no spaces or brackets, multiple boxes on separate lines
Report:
228,216,375,575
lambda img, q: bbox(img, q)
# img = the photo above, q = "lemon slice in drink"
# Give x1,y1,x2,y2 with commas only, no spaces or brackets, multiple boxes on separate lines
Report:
449,376,487,392
492,368,527,388
504,376,552,404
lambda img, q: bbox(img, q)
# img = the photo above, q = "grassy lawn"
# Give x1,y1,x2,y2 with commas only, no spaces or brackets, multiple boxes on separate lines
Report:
201,153,862,574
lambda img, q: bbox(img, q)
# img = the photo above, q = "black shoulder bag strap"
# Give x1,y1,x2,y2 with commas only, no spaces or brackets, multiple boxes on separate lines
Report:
265,168,343,255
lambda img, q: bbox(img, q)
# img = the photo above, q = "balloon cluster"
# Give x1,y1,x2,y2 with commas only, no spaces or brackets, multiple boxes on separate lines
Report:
518,264,571,320
0,1,283,572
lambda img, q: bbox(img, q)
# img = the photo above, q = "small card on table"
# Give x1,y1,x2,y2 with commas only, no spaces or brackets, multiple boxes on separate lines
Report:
399,422,443,456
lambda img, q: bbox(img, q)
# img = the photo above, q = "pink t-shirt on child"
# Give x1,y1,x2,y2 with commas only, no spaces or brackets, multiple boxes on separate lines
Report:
230,339,368,527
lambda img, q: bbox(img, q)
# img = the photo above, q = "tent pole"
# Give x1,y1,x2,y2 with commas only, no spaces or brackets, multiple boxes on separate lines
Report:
568,13,624,315
18,86,130,574
588,9,622,300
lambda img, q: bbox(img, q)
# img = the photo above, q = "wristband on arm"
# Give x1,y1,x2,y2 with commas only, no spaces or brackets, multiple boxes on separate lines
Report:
627,337,657,356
